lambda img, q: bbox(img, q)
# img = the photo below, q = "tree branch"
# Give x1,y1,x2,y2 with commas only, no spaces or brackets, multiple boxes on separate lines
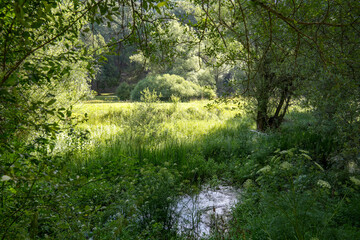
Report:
251,0,353,27
0,0,105,88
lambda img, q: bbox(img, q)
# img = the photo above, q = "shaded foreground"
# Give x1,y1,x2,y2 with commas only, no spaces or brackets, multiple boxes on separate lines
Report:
1,100,359,239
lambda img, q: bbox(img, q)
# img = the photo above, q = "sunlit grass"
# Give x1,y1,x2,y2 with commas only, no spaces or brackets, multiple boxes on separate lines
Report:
86,93,119,103
62,98,308,169
72,99,249,143
48,98,360,239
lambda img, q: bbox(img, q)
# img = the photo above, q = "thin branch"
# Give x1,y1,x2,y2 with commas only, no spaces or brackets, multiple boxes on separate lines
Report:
200,0,227,48
236,0,251,91
251,0,328,65
0,0,105,88
252,0,353,27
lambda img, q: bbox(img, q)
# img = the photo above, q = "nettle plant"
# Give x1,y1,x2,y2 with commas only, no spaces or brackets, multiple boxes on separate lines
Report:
254,148,321,190
237,148,351,240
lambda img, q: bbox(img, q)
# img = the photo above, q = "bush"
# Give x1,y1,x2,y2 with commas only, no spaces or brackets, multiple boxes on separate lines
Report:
130,74,216,101
228,148,360,240
202,86,217,99
116,82,135,101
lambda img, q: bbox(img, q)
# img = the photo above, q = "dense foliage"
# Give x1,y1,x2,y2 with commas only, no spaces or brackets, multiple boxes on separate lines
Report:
0,0,170,238
131,74,216,101
189,0,360,131
0,0,359,239
116,82,135,100
129,20,218,90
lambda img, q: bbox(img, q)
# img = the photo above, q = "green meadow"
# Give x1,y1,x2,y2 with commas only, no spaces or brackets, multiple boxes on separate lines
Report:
2,0,359,238
55,98,254,239
2,91,359,239
2,1,359,238
24,96,354,239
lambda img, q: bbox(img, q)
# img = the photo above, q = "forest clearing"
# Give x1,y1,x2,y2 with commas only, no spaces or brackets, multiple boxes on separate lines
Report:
1,0,359,239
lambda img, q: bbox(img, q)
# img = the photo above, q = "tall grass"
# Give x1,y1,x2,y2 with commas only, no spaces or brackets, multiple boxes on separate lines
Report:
45,99,253,239
14,99,358,239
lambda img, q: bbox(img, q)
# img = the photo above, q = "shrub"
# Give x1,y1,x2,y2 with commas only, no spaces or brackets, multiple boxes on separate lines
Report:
202,86,217,99
228,148,360,240
130,74,216,101
116,82,134,100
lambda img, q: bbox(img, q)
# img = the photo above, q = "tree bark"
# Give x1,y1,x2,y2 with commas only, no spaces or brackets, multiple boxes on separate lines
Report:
256,89,269,131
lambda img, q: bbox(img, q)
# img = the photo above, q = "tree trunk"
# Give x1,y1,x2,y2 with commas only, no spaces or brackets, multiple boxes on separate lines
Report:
256,78,292,131
268,88,291,129
256,89,269,131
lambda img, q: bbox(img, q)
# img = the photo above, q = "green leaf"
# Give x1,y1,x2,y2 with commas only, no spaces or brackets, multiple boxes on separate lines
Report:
66,110,72,118
106,15,114,21
157,1,167,8
99,5,107,15
143,1,148,10
31,21,43,28
350,176,360,186
314,162,324,171
155,6,161,15
302,153,312,160
9,187,17,194
46,99,56,106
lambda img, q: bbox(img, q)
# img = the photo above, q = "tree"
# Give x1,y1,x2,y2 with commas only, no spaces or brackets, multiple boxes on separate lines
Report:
188,0,359,131
0,0,359,236
0,0,174,145
0,0,171,237
84,7,144,92
130,19,217,90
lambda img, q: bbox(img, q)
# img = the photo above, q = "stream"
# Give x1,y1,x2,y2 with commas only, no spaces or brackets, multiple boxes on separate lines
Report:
175,185,241,238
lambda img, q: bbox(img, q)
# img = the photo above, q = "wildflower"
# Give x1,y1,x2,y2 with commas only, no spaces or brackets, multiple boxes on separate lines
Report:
317,180,331,189
280,161,292,170
1,175,11,181
350,176,360,186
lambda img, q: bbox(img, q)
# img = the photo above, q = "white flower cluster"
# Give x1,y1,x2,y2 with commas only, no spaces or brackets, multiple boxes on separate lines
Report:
1,175,11,181
280,161,292,170
317,180,331,189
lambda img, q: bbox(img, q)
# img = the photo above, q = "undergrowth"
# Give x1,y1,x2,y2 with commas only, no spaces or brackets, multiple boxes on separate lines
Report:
2,99,359,239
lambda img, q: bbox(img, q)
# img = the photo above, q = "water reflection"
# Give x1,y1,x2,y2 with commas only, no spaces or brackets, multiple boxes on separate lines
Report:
176,185,240,238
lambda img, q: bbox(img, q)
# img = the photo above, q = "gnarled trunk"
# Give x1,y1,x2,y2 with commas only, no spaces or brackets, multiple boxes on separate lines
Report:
256,75,293,132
